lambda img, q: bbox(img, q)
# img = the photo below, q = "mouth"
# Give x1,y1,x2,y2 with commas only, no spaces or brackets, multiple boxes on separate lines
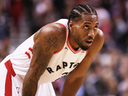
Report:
86,40,92,43
85,39,93,46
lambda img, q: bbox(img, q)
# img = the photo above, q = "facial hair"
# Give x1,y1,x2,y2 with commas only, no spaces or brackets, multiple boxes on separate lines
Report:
78,43,90,51
74,37,90,51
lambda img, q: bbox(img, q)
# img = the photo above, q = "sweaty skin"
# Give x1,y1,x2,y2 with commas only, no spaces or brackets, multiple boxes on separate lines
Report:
22,14,104,96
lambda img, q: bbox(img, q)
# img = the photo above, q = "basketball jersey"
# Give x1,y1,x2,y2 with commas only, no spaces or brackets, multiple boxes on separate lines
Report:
3,19,88,85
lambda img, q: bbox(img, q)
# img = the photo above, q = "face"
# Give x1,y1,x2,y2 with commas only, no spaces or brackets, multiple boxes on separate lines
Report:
69,14,99,50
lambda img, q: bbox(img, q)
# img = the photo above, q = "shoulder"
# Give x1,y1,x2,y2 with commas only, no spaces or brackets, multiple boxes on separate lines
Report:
97,28,104,39
34,22,66,53
95,28,105,45
94,28,104,45
40,22,66,36
88,28,104,56
40,22,66,43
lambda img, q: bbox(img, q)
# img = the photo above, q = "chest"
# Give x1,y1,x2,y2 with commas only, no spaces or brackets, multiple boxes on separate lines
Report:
45,45,86,76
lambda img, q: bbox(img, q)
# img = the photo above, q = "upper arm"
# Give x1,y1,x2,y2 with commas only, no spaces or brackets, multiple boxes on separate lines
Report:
26,23,66,81
68,29,104,80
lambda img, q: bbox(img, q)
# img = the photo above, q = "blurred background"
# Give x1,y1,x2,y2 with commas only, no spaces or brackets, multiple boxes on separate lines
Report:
0,0,128,96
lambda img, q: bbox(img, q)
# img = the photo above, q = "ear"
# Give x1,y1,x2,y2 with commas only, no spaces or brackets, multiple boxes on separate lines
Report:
68,21,74,32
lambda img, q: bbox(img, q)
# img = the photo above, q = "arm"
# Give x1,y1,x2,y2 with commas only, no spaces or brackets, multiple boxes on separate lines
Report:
22,23,66,96
61,29,105,96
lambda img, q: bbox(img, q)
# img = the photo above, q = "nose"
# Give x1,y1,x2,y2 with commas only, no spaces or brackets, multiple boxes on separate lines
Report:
88,30,95,38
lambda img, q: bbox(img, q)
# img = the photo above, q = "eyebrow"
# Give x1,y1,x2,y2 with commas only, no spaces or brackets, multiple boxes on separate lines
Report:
84,22,99,25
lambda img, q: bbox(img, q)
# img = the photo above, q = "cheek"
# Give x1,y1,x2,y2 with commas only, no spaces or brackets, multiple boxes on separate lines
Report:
93,30,98,37
80,30,88,40
74,27,87,40
73,27,80,37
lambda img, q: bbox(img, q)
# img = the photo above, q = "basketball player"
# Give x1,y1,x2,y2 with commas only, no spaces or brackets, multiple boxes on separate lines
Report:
0,4,104,96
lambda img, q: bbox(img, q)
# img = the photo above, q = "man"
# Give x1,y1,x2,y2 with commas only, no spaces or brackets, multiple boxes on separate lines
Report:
0,4,104,96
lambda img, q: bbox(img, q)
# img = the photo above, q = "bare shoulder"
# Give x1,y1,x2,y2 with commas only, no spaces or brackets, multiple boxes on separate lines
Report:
95,28,104,44
34,22,66,53
97,28,104,39
88,28,104,56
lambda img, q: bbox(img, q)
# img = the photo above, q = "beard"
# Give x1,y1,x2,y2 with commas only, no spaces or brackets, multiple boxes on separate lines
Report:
74,38,90,51
72,33,91,51
79,43,90,51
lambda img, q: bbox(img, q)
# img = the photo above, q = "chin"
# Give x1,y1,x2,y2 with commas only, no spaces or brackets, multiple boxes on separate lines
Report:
80,46,90,51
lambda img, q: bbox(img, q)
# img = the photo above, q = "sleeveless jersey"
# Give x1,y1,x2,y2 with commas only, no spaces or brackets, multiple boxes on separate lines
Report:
3,19,88,85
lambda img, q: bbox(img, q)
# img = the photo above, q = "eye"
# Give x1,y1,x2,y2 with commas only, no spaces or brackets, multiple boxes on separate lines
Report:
94,26,98,30
85,25,89,29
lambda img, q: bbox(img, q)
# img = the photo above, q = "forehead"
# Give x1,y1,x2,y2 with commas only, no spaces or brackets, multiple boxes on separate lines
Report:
80,14,98,24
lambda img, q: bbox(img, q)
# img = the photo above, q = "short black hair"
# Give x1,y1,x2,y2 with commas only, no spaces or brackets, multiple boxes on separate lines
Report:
68,4,97,23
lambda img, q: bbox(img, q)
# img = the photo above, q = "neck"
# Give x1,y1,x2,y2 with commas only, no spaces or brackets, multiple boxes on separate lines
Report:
68,32,79,51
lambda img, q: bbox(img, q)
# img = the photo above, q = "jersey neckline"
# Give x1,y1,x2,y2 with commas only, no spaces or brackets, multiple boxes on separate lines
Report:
54,21,82,54
67,37,82,54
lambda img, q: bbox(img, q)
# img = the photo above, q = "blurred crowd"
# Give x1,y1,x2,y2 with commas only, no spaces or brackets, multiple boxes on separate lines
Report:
0,0,128,96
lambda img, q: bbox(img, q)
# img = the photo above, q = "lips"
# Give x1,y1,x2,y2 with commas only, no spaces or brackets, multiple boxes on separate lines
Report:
86,40,92,44
85,39,93,46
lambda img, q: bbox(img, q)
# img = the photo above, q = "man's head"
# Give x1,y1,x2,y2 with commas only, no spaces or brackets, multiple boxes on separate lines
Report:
68,4,99,51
